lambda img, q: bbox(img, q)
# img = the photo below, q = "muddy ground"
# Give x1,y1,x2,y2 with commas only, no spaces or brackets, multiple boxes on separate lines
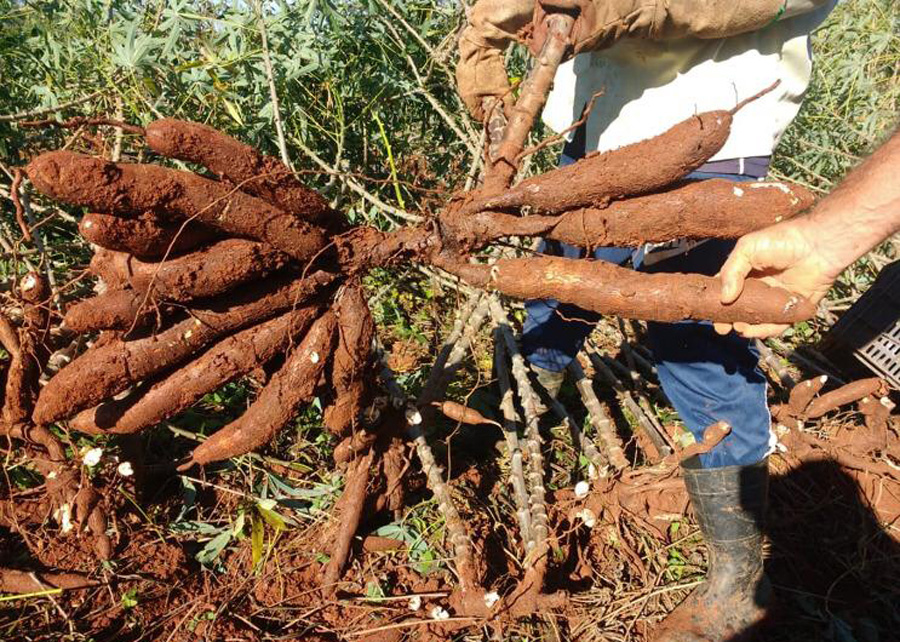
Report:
1,321,897,642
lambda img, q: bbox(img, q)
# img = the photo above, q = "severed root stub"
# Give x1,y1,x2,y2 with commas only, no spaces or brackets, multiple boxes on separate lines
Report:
773,376,894,431
432,400,501,428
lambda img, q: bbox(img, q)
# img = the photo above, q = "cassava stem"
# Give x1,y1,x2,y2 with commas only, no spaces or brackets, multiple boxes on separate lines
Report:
482,13,575,194
567,358,628,471
493,330,536,552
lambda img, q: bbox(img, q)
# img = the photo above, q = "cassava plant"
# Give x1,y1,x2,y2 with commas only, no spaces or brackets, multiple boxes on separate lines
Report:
2,10,832,617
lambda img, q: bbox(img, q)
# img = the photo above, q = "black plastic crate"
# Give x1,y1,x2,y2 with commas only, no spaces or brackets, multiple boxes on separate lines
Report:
821,260,900,390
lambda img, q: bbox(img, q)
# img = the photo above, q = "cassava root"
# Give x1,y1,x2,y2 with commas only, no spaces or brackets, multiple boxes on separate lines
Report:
439,255,816,324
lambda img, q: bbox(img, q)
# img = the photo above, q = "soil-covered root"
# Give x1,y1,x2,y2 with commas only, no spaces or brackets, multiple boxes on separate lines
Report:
455,179,815,250
547,179,816,247
323,284,376,436
68,305,323,435
788,375,829,416
34,271,336,424
0,567,97,593
4,427,114,560
432,401,500,427
26,151,328,262
88,248,130,290
72,483,112,560
145,118,339,230
3,273,51,426
183,310,338,467
80,212,218,259
321,449,375,593
805,377,889,419
439,255,816,324
859,395,895,433
469,110,736,214
63,289,156,333
92,239,290,304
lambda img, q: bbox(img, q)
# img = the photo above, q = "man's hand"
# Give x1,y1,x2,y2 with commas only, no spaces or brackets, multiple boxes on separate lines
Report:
715,128,900,339
714,218,840,339
456,0,534,121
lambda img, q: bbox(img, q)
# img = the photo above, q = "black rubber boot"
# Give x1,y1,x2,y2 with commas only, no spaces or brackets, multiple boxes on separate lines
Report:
652,459,770,642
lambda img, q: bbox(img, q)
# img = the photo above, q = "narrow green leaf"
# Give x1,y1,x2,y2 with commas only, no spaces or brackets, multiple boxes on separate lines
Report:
251,514,264,569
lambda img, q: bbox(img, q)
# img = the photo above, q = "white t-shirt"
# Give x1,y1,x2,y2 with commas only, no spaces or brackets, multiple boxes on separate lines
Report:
541,1,837,160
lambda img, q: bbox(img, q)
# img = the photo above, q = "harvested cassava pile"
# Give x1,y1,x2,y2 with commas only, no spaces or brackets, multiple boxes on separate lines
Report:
12,103,822,599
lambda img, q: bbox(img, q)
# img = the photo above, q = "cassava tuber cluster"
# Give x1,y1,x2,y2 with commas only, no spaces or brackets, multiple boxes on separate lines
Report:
13,61,821,595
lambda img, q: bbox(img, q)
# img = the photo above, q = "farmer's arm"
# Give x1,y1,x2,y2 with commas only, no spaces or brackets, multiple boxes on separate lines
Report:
457,0,831,120
716,128,900,339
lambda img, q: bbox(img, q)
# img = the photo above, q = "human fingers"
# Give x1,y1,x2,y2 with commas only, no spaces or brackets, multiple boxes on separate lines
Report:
713,322,733,336
732,321,790,340
719,238,755,305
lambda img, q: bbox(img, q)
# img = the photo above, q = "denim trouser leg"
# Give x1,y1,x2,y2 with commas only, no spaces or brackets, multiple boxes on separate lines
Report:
521,241,631,373
643,239,771,468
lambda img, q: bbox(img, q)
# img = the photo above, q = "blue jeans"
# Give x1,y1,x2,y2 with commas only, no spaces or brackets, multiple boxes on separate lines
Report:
522,154,770,468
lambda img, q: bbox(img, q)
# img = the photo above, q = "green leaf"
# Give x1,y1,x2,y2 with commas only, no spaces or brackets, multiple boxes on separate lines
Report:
232,511,246,536
222,98,244,125
258,505,286,531
121,588,139,610
257,498,277,511
196,530,233,566
251,514,265,569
